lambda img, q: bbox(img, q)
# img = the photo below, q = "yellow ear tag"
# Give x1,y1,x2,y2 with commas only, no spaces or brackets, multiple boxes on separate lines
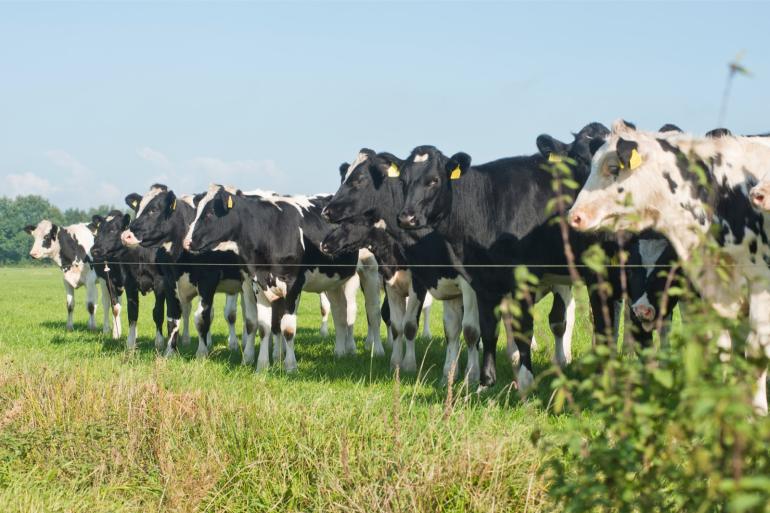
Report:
450,165,462,180
171,199,176,210
131,200,138,208
629,148,642,170
548,153,563,163
227,196,233,209
387,163,400,178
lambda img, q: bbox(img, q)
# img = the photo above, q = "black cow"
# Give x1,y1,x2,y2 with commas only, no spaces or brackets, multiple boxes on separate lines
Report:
393,122,618,391
183,185,367,372
25,220,122,336
90,210,168,350
121,185,256,359
320,151,576,383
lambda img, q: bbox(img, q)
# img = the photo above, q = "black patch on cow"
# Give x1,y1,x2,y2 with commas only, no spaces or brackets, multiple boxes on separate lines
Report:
706,128,732,138
749,239,758,254
58,229,88,272
657,138,714,208
621,119,637,130
658,123,683,133
680,202,707,226
713,181,767,247
662,172,678,193
617,187,624,193
616,138,639,170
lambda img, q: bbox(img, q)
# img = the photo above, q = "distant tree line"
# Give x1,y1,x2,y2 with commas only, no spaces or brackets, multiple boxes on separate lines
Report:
0,195,117,264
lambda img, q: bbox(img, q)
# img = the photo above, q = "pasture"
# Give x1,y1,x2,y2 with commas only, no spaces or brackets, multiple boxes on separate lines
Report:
0,266,598,513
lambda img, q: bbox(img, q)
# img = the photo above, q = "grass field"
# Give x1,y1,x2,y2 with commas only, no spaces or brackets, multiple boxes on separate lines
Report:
0,266,597,512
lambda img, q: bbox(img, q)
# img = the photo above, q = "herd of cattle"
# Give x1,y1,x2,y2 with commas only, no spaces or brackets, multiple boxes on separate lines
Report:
23,119,770,413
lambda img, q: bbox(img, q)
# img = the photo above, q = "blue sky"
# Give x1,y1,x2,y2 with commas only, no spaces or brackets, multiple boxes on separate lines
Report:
1,1,768,209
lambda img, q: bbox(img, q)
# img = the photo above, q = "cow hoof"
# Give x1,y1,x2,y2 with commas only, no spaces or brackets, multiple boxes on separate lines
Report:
196,348,209,359
345,341,357,355
228,337,239,352
320,325,329,337
255,359,269,372
181,335,191,347
372,342,385,358
401,358,417,374
66,325,74,332
284,361,298,373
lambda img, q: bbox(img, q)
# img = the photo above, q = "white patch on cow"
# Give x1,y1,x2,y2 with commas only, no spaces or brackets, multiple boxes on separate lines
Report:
428,277,462,301
127,322,138,350
175,273,198,303
259,277,288,303
162,241,173,252
517,365,535,394
638,238,669,278
386,269,412,297
303,268,344,293
213,241,239,254
298,227,305,250
343,151,369,183
135,186,165,217
216,278,242,295
373,218,387,230
180,194,196,208
239,187,314,215
413,153,429,163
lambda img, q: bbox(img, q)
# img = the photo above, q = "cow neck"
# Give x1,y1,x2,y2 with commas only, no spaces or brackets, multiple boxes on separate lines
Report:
58,229,87,272
165,201,196,260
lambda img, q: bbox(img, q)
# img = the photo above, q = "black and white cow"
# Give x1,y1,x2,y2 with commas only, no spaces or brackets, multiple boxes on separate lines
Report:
183,185,378,372
569,119,770,413
90,210,167,350
121,185,256,359
393,122,617,391
25,220,121,336
320,150,570,383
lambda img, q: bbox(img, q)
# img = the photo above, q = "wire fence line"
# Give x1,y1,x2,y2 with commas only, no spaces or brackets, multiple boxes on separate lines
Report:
41,260,770,269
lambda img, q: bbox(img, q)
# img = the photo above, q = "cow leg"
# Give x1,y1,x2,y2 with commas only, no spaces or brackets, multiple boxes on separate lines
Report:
164,293,182,357
551,285,575,368
180,299,192,347
240,285,258,365
748,283,770,415
381,296,392,348
103,279,122,340
319,292,331,337
152,290,165,350
90,275,104,333
401,288,424,374
478,295,503,390
459,279,481,384
386,285,407,372
421,292,434,339
254,289,273,370
326,286,349,358
589,288,615,347
223,293,238,351
194,283,216,358
358,257,383,355
62,280,76,331
277,295,299,373
125,278,139,350
501,303,519,373
342,275,359,355
441,297,463,385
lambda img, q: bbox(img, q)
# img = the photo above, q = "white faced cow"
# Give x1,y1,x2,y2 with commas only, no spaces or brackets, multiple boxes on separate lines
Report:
569,119,770,413
25,220,121,337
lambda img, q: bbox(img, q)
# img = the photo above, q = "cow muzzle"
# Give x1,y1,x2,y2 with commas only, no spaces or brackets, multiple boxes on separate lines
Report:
632,302,656,322
750,185,770,212
121,230,141,248
183,237,192,251
397,211,418,229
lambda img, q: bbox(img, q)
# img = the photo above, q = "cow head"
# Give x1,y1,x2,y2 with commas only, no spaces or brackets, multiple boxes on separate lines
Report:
183,184,242,254
397,146,472,230
569,119,683,233
320,220,382,257
121,184,177,248
321,149,404,224
91,210,131,261
25,220,60,260
536,121,611,181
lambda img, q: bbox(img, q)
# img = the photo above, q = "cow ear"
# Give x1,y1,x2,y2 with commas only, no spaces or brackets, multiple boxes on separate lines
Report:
536,135,569,162
339,163,350,180
121,213,131,228
193,192,206,208
24,224,36,234
616,138,643,170
706,128,732,138
89,215,105,234
213,188,234,215
446,152,471,180
374,152,404,179
165,190,177,213
125,193,142,212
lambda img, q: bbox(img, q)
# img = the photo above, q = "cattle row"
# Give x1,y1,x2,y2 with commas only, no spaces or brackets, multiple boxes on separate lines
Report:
25,120,770,413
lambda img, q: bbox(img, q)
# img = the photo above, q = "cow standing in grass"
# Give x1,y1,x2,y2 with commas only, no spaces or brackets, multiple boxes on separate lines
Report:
24,220,121,337
183,185,375,372
90,210,167,350
569,119,770,413
393,123,621,391
121,185,256,359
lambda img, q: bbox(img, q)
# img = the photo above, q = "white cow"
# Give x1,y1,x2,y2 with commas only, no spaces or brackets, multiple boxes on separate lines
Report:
569,119,770,413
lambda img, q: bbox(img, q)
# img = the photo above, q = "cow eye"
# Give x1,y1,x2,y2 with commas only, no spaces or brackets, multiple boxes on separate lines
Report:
605,162,621,178
428,177,440,187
